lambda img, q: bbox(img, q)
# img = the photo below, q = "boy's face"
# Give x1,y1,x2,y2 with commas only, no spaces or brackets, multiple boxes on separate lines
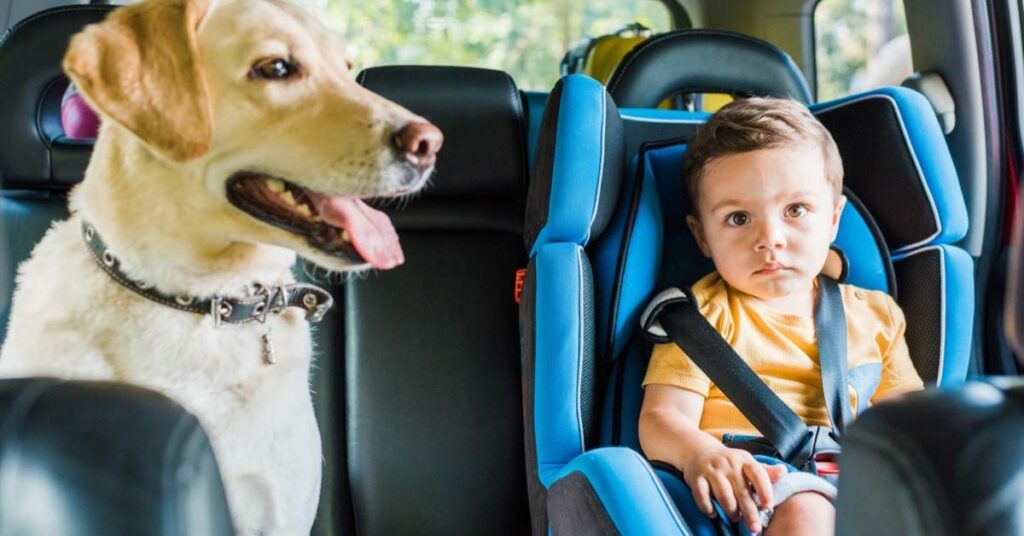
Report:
687,145,846,304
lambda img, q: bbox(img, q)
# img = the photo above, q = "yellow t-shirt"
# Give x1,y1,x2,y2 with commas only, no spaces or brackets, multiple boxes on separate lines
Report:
643,272,925,439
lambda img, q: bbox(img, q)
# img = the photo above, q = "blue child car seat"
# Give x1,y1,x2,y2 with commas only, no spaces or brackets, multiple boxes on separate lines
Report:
520,73,973,534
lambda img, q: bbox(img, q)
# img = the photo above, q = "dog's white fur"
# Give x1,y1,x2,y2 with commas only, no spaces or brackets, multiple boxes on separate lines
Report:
0,0,433,533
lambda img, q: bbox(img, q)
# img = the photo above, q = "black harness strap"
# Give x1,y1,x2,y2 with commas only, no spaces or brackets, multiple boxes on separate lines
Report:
658,275,850,466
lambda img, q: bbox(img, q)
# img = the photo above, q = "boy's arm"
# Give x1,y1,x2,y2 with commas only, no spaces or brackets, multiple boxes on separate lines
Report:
639,384,782,533
871,297,925,403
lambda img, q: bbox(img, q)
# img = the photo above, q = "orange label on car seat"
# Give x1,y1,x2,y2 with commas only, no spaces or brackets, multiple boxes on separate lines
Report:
514,268,527,304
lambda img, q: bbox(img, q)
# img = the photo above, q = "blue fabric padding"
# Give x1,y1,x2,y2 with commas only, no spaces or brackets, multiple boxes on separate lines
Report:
597,339,651,450
834,202,889,293
612,166,663,360
938,246,974,385
533,242,589,485
591,152,662,362
645,143,715,292
812,87,968,251
531,75,608,252
653,467,731,536
590,157,637,361
523,90,549,171
553,448,691,534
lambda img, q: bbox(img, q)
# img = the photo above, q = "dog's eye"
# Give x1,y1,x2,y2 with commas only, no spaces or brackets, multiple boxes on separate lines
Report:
250,58,300,81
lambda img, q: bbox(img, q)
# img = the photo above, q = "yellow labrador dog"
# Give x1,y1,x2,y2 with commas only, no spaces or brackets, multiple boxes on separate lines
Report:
0,0,441,533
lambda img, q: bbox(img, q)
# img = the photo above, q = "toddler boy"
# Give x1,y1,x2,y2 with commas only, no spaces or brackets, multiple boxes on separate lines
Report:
638,97,924,535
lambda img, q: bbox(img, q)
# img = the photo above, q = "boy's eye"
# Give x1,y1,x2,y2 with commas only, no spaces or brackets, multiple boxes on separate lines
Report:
727,212,749,226
786,204,808,218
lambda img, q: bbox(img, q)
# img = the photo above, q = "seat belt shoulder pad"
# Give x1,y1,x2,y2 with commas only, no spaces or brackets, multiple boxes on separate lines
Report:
639,287,692,343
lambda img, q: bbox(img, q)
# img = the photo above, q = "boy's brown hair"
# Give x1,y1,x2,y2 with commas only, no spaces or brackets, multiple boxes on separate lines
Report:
682,97,844,213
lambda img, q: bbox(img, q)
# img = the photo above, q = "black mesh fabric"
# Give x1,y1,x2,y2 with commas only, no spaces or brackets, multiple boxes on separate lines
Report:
894,250,945,383
581,252,596,447
816,96,939,252
548,472,622,536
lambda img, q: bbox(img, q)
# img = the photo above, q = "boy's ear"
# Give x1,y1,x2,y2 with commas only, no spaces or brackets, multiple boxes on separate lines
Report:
830,194,847,240
686,214,712,257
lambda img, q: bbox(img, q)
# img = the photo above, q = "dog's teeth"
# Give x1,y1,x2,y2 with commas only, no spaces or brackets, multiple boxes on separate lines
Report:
296,204,312,218
280,191,296,205
340,230,350,242
266,179,285,193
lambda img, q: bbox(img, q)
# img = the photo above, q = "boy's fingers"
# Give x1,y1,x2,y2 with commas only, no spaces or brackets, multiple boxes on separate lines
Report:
728,472,763,534
743,462,775,509
693,478,715,517
708,473,738,519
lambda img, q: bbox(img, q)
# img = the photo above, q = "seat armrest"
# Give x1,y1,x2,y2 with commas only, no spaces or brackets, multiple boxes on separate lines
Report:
548,447,692,535
0,378,234,535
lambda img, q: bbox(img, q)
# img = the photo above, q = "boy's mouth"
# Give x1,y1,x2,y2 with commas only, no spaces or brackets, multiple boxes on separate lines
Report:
755,262,786,274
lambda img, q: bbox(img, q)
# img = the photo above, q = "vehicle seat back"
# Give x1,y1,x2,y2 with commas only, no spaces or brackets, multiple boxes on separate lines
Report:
0,5,111,331
348,66,531,535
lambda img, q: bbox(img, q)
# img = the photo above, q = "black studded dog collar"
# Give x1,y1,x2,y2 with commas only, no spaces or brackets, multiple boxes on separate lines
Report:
81,221,333,326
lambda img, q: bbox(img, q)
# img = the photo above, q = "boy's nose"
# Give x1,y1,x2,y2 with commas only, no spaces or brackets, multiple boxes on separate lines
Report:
755,221,786,251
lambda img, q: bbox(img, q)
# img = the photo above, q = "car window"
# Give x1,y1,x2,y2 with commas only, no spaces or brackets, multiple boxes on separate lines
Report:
313,0,671,91
815,0,911,101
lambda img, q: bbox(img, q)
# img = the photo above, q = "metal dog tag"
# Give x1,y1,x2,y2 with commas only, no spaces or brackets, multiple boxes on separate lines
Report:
262,329,276,365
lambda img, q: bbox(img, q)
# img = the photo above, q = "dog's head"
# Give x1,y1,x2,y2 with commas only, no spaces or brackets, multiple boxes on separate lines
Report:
63,0,442,272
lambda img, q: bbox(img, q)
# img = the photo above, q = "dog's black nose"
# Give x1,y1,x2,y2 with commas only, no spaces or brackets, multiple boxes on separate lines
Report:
394,121,443,170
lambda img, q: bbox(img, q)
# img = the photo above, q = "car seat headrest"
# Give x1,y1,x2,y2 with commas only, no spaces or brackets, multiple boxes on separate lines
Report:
358,66,528,200
813,87,968,252
606,29,812,109
0,5,113,189
524,75,625,253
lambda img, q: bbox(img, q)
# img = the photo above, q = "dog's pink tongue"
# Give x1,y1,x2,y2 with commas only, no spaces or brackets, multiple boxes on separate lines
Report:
310,195,403,269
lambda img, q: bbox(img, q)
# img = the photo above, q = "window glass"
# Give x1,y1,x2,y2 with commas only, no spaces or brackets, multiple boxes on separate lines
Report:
815,0,911,101
314,0,670,91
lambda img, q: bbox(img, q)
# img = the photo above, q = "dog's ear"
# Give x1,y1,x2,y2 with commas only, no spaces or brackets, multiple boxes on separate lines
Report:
63,0,213,162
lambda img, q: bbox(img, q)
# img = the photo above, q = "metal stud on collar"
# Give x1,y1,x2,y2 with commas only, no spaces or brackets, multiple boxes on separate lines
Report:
211,297,233,328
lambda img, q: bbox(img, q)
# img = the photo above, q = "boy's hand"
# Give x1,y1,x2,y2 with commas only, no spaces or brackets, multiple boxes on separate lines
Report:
682,446,787,533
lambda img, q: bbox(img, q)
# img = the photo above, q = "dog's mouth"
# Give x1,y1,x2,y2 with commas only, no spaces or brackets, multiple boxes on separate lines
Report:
226,172,403,269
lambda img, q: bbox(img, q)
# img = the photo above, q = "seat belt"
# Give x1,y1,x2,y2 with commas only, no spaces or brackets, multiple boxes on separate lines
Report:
657,275,851,466
815,276,853,433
